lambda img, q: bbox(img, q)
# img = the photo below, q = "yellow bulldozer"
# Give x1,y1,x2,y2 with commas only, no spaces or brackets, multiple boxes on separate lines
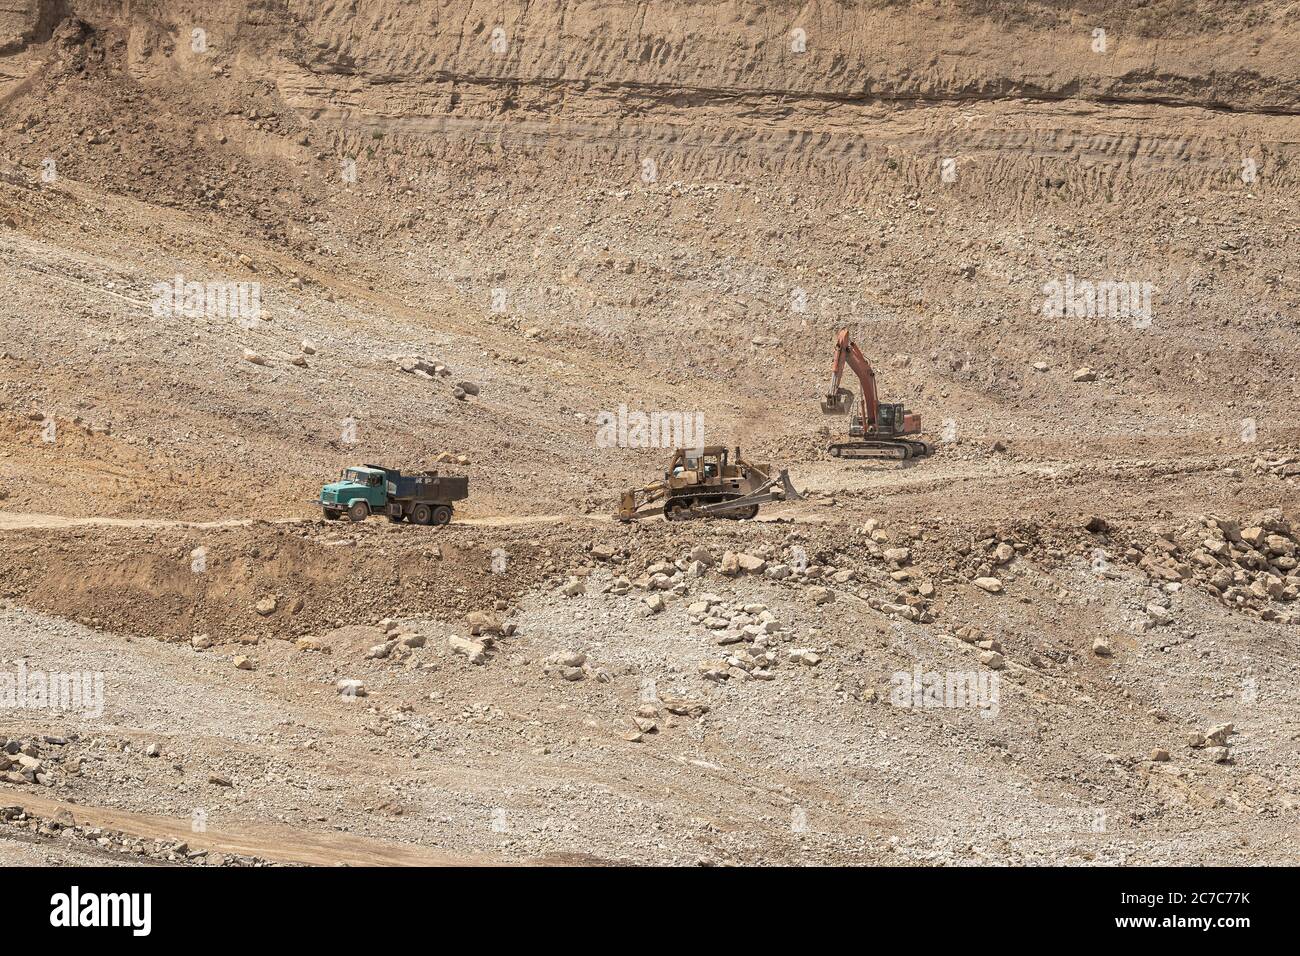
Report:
616,446,800,522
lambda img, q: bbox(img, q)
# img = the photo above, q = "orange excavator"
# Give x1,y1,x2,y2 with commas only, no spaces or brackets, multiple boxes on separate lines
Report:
820,328,932,460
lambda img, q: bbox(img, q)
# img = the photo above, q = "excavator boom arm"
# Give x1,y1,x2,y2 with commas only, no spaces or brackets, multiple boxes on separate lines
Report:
823,329,879,426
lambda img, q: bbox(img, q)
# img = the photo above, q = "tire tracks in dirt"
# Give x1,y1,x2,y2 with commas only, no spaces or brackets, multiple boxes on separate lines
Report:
3,791,501,866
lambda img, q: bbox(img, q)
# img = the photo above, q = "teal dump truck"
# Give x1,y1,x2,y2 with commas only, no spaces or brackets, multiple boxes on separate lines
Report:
319,464,469,525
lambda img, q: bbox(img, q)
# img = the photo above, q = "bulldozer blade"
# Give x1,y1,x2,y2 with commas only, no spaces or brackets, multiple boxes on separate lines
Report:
695,495,766,516
693,469,802,516
820,388,853,415
773,468,801,501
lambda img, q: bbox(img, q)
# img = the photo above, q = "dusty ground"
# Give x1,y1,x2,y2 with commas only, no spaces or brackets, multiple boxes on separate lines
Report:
0,0,1298,866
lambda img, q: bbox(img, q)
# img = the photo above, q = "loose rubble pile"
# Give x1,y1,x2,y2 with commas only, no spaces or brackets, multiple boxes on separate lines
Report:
1250,448,1300,482
541,649,610,683
0,734,70,788
392,354,480,401
364,617,430,660
1189,722,1237,764
1127,512,1299,624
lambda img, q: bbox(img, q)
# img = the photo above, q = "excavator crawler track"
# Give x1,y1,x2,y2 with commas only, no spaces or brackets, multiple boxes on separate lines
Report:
828,439,933,461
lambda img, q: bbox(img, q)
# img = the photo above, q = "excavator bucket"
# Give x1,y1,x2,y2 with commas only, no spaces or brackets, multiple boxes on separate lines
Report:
820,387,853,415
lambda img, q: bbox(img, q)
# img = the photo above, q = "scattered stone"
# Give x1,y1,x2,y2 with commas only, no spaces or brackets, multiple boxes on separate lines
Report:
1146,604,1173,626
1204,723,1234,747
662,697,709,718
448,636,487,664
336,679,366,698
973,576,1003,593
465,611,504,636
689,545,715,567
808,586,834,605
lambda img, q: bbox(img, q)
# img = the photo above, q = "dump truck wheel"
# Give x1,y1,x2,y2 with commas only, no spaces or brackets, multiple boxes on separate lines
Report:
347,502,369,522
431,506,452,525
411,504,432,525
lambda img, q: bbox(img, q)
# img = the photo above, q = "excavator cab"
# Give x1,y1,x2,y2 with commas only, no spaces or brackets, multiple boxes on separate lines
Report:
877,403,905,433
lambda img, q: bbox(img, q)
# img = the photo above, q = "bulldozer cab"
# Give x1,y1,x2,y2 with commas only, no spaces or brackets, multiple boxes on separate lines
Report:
668,446,728,485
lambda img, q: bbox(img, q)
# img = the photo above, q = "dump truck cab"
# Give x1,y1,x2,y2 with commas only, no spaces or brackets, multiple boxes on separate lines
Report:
320,466,388,520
